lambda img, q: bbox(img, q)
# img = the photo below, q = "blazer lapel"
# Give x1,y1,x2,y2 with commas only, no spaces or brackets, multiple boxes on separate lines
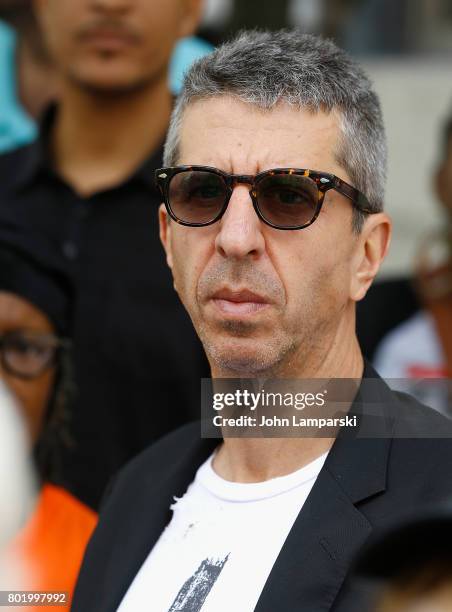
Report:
254,434,391,612
100,436,219,612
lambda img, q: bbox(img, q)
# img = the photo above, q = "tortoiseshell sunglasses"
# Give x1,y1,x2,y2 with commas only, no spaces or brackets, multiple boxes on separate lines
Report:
155,165,374,231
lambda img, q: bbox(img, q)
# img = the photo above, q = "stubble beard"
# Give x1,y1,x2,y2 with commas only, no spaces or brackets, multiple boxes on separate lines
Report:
196,316,302,378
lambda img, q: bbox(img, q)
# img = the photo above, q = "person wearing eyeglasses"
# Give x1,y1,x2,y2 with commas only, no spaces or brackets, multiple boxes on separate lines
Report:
0,221,96,608
73,31,452,612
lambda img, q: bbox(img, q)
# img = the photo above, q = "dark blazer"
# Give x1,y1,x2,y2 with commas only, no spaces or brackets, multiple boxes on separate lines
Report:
72,367,452,612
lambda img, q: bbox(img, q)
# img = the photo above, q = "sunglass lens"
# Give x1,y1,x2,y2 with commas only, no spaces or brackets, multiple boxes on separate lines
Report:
256,174,319,228
168,171,227,224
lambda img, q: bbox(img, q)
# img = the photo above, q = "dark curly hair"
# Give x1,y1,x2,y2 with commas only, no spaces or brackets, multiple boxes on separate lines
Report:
32,342,76,484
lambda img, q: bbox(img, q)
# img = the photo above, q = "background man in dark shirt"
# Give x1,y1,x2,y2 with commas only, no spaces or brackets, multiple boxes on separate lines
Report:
0,0,206,509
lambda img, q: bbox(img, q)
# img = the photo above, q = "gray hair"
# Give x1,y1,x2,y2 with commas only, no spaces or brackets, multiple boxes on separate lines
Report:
164,30,386,231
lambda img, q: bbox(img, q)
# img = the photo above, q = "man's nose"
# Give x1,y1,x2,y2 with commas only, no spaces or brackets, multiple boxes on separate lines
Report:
215,186,265,260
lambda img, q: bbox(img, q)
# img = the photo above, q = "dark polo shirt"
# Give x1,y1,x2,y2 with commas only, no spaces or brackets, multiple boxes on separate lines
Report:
0,108,208,509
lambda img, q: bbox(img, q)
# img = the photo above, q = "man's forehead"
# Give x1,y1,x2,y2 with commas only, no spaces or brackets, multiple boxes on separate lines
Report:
178,96,343,175
182,96,339,133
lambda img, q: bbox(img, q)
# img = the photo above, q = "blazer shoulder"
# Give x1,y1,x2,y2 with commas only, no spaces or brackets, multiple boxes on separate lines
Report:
121,420,201,475
387,392,452,495
100,421,211,508
391,390,452,436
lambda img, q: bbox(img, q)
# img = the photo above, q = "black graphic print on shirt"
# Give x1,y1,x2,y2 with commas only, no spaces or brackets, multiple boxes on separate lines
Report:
168,555,229,612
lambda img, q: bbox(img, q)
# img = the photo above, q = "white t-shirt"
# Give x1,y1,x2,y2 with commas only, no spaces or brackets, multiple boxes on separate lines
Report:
118,450,328,612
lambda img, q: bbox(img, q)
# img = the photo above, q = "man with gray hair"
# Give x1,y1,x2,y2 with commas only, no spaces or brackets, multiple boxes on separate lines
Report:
73,30,452,612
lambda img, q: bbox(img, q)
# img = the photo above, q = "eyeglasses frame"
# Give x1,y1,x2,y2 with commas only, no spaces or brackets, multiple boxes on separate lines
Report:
155,165,375,231
0,330,71,380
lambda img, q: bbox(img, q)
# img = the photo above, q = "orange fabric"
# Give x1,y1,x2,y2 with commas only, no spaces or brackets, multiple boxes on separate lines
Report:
7,483,97,610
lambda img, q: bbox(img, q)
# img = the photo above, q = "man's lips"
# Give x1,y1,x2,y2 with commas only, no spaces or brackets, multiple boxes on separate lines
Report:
209,289,270,316
78,28,139,50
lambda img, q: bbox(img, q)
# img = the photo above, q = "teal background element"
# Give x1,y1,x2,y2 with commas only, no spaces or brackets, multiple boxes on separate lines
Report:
170,36,213,95
0,21,37,154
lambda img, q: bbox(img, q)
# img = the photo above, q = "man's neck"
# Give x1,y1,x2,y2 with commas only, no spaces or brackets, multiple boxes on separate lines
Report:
51,78,172,196
212,325,364,483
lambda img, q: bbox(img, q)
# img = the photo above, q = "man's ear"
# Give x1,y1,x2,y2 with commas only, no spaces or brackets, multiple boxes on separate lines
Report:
350,213,392,302
159,204,174,270
178,0,204,39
